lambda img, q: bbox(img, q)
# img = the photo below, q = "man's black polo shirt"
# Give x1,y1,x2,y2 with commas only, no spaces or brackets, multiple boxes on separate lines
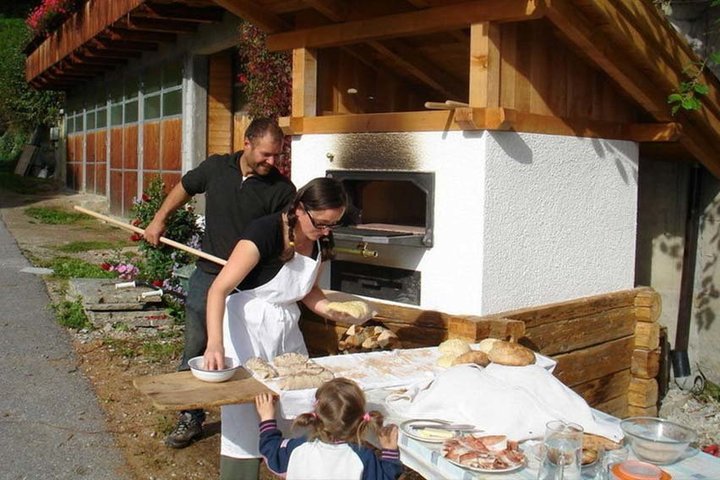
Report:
181,151,295,274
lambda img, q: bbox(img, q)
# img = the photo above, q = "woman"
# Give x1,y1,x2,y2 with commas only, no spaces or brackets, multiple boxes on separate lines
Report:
203,177,349,479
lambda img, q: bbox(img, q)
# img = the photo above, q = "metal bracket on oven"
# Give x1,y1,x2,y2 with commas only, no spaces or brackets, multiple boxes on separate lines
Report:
334,242,379,258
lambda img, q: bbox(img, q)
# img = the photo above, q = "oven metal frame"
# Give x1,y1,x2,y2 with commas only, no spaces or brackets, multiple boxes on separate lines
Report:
327,170,435,247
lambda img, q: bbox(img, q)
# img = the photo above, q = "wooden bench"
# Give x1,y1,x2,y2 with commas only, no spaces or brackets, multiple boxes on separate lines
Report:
299,287,661,418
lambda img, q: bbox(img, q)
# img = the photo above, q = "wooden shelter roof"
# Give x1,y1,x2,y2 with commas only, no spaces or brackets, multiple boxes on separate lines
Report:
24,0,720,176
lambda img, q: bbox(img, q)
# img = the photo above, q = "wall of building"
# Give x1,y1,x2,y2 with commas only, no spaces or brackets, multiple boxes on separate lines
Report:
292,131,638,315
635,2,720,383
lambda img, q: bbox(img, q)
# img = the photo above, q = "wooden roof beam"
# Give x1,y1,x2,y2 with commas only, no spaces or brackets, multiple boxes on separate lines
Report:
81,46,143,59
368,39,466,102
91,37,159,52
302,0,347,22
103,27,177,44
68,53,127,66
267,0,544,51
210,0,286,33
134,4,225,23
120,16,199,33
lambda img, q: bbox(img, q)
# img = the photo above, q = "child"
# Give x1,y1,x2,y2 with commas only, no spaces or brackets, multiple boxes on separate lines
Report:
255,378,403,480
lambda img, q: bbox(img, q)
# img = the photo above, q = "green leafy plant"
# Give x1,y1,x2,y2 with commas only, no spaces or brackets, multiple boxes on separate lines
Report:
54,240,125,253
49,256,116,279
51,297,91,330
25,206,85,224
131,177,202,288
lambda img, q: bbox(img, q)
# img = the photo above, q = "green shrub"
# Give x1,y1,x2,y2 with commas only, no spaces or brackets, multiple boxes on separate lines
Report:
25,206,85,224
52,298,90,330
54,240,120,253
0,130,27,164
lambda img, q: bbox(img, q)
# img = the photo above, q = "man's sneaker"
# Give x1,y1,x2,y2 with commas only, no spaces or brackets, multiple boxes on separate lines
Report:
165,411,203,448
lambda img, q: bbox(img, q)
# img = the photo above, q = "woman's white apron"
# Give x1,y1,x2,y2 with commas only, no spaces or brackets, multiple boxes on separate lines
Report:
220,246,322,459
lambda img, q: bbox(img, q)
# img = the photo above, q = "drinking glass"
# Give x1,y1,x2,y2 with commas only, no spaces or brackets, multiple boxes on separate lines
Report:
537,420,584,480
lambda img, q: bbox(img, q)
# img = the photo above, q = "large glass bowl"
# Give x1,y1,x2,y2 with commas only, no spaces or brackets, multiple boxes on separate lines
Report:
619,417,696,465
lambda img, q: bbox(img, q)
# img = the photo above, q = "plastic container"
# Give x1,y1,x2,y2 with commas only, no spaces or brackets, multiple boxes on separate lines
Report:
620,417,695,464
609,460,671,480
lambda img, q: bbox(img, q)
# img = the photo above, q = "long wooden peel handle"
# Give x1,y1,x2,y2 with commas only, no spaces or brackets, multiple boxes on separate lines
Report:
73,206,227,267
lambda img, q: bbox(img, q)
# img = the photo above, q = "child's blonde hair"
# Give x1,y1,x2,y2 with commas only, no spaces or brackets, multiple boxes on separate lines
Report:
293,377,384,445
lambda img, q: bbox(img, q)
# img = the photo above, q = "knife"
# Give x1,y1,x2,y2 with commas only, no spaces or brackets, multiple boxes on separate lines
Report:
410,423,478,431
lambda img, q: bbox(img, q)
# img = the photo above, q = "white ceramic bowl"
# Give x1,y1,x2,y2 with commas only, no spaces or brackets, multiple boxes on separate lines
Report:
620,417,696,465
188,356,240,383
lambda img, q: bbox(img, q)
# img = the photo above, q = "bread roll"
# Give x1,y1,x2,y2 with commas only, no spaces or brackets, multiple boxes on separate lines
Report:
438,339,471,356
478,338,500,353
582,433,622,451
437,354,457,368
245,357,278,379
326,300,373,321
487,341,536,366
273,352,309,367
281,369,334,390
451,350,490,367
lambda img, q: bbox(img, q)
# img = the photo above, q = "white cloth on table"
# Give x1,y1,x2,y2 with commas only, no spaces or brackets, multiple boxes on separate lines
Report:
385,363,622,442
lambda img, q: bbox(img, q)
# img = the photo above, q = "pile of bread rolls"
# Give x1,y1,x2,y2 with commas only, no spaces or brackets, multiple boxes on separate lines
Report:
338,324,401,353
437,338,536,367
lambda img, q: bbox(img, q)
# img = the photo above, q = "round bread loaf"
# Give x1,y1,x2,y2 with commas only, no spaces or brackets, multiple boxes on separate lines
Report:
487,340,536,366
438,338,471,356
451,350,490,367
326,300,372,321
437,354,457,368
477,338,500,353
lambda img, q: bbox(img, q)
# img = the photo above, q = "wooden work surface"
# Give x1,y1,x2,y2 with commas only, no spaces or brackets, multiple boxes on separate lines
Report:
133,370,273,411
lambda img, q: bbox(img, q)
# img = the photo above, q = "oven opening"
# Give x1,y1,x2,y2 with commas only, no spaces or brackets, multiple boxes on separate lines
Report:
328,170,434,247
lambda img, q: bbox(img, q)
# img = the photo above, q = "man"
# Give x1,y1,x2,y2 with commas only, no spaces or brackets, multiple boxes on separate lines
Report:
144,118,295,448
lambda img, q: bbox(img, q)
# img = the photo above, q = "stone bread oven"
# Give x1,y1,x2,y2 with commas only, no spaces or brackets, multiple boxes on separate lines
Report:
292,130,638,316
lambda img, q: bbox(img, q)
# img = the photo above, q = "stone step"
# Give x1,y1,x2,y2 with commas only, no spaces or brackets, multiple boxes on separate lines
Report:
68,278,162,311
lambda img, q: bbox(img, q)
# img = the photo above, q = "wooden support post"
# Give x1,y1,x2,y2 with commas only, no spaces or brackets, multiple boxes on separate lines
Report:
634,287,662,322
628,377,659,408
635,322,661,350
631,348,661,379
469,22,501,108
627,404,658,417
292,48,317,118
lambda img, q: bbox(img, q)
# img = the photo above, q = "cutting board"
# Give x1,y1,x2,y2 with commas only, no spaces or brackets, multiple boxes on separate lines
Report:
133,370,274,411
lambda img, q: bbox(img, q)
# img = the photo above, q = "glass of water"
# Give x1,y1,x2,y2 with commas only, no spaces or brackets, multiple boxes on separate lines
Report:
537,420,584,480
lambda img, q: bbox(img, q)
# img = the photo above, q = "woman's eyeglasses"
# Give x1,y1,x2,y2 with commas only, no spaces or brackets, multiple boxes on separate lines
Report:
303,205,341,230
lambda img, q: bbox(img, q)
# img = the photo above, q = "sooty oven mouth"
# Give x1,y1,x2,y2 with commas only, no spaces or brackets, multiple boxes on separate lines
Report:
327,170,434,248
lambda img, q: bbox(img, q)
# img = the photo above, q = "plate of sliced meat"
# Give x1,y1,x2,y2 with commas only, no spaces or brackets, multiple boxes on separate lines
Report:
442,434,526,473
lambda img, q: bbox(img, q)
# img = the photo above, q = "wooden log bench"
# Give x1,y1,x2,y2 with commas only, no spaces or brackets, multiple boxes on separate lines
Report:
299,287,661,419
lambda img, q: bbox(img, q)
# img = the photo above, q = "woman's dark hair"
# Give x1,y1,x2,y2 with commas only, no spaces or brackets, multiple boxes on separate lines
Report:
281,177,348,262
292,377,384,444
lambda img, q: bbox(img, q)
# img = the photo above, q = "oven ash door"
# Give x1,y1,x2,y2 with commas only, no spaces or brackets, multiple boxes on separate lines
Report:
327,170,434,248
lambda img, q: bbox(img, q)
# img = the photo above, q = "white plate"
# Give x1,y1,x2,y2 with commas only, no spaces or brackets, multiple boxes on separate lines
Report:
401,419,457,443
442,435,526,473
444,456,525,474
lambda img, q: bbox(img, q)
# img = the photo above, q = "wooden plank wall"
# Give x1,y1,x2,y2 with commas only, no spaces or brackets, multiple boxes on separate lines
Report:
66,134,82,191
316,48,435,115
207,52,233,156
300,287,660,418
496,20,637,123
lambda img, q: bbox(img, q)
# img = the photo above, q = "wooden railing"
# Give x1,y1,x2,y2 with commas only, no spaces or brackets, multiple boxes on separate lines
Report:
25,0,146,82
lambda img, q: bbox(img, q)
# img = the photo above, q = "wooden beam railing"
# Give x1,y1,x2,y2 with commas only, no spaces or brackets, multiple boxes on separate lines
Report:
280,108,682,143
267,0,544,51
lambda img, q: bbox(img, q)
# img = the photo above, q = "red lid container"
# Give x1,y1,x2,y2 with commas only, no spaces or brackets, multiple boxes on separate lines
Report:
610,460,671,480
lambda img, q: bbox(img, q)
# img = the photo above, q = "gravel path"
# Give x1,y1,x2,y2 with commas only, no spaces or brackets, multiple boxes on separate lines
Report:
660,382,720,448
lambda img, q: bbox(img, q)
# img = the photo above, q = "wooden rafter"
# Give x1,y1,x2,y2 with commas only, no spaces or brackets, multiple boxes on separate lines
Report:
68,53,126,66
545,0,720,176
120,16,199,33
302,0,347,22
81,46,142,59
103,27,177,44
267,0,544,51
367,39,465,101
91,38,158,52
210,0,285,32
134,3,225,23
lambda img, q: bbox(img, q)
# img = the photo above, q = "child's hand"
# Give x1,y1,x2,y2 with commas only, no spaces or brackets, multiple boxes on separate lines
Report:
378,424,399,450
254,393,277,422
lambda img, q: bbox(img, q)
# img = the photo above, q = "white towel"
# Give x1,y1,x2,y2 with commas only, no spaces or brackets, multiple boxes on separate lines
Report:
386,364,622,442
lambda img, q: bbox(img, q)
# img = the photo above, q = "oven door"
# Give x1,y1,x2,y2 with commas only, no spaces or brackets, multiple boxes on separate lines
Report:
327,170,434,247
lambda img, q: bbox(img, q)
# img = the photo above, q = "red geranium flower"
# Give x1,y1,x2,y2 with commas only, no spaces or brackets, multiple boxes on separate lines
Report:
100,262,112,271
141,193,150,202
152,280,163,287
130,233,142,242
